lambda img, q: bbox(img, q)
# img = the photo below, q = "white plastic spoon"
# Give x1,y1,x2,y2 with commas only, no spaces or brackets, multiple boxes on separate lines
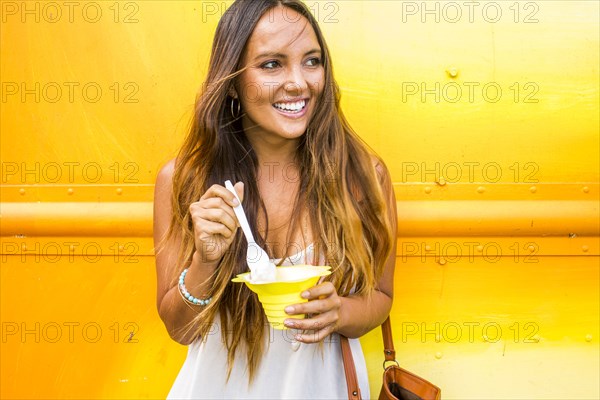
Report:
224,180,276,282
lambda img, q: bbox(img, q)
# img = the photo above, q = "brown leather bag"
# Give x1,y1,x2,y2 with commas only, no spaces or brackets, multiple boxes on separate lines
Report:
340,317,441,400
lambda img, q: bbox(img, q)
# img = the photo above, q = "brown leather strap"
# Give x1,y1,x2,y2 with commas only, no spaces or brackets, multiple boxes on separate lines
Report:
382,317,396,362
340,335,362,400
341,316,397,400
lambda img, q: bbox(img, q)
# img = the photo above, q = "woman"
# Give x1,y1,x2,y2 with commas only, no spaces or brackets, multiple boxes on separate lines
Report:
153,0,397,398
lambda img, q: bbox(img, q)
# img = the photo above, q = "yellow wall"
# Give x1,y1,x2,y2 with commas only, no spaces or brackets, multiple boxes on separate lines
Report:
1,1,598,399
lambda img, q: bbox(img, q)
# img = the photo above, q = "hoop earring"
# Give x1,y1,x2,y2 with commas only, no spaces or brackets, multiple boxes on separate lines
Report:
230,98,241,119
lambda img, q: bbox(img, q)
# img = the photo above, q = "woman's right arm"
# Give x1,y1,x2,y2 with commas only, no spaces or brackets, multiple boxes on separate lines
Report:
153,159,242,345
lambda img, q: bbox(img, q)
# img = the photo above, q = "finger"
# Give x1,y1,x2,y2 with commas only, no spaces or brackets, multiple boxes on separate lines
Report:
300,282,336,300
197,207,237,232
284,282,340,315
284,310,337,331
199,197,238,225
196,219,236,238
200,196,229,209
285,297,335,316
294,321,337,343
200,184,240,208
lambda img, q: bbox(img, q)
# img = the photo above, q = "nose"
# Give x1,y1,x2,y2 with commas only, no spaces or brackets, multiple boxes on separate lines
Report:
283,65,308,96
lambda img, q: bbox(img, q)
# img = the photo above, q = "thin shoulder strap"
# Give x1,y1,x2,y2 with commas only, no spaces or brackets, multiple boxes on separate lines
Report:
341,316,395,400
382,317,396,362
340,335,362,400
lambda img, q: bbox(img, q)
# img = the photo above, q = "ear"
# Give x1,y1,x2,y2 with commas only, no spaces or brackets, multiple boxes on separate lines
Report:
228,86,238,99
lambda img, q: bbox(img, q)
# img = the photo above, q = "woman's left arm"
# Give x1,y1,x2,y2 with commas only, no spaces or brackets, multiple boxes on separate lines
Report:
284,163,398,342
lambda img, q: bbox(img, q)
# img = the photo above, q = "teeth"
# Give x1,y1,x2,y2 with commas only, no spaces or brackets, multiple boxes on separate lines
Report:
273,100,306,112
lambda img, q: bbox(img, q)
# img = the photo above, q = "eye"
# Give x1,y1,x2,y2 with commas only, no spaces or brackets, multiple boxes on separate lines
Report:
261,60,280,70
305,57,321,67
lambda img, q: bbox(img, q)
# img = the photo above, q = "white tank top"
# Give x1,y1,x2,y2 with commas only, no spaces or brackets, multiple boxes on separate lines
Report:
167,244,370,399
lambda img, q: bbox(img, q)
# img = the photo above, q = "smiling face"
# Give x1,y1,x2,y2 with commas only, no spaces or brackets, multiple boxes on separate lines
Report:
236,6,325,145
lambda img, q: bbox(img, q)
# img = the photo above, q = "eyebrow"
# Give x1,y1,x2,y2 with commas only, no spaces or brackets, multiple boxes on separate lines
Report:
253,48,321,61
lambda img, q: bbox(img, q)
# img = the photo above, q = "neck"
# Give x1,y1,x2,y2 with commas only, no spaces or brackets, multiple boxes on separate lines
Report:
244,134,300,167
244,138,301,187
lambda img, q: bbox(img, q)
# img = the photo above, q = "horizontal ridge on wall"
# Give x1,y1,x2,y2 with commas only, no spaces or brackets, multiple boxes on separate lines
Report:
398,200,598,237
1,200,598,238
1,202,152,237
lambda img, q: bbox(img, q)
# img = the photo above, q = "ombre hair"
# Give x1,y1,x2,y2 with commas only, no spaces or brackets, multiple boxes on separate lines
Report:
160,0,394,381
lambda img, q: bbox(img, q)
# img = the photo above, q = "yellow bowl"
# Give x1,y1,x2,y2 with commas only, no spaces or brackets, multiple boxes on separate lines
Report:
231,265,331,330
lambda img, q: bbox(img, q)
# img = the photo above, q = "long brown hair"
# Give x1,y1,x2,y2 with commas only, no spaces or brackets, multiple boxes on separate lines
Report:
161,0,394,381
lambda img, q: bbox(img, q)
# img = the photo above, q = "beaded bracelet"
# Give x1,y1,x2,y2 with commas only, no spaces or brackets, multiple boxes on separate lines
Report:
178,268,212,306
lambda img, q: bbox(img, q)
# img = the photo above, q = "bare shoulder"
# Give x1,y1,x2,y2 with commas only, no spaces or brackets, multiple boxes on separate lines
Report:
153,159,176,244
154,158,177,213
371,155,391,186
157,158,176,184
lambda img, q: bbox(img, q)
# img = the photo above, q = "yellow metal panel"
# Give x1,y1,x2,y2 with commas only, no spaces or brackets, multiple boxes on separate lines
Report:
1,1,598,185
0,255,181,399
1,255,597,399
1,1,599,399
379,256,600,399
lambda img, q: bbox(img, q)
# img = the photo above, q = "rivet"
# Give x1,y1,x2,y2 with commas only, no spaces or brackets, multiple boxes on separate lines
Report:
585,334,593,342
483,335,489,342
476,245,483,252
425,245,432,251
435,352,443,359
118,245,124,252
424,186,432,194
19,188,26,195
438,258,446,265
527,245,535,252
70,245,76,252
568,233,577,239
582,245,589,252
447,68,458,78
116,188,123,195
21,244,27,251
67,188,74,195
529,186,537,193
437,176,446,186
582,186,589,193
477,186,485,194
